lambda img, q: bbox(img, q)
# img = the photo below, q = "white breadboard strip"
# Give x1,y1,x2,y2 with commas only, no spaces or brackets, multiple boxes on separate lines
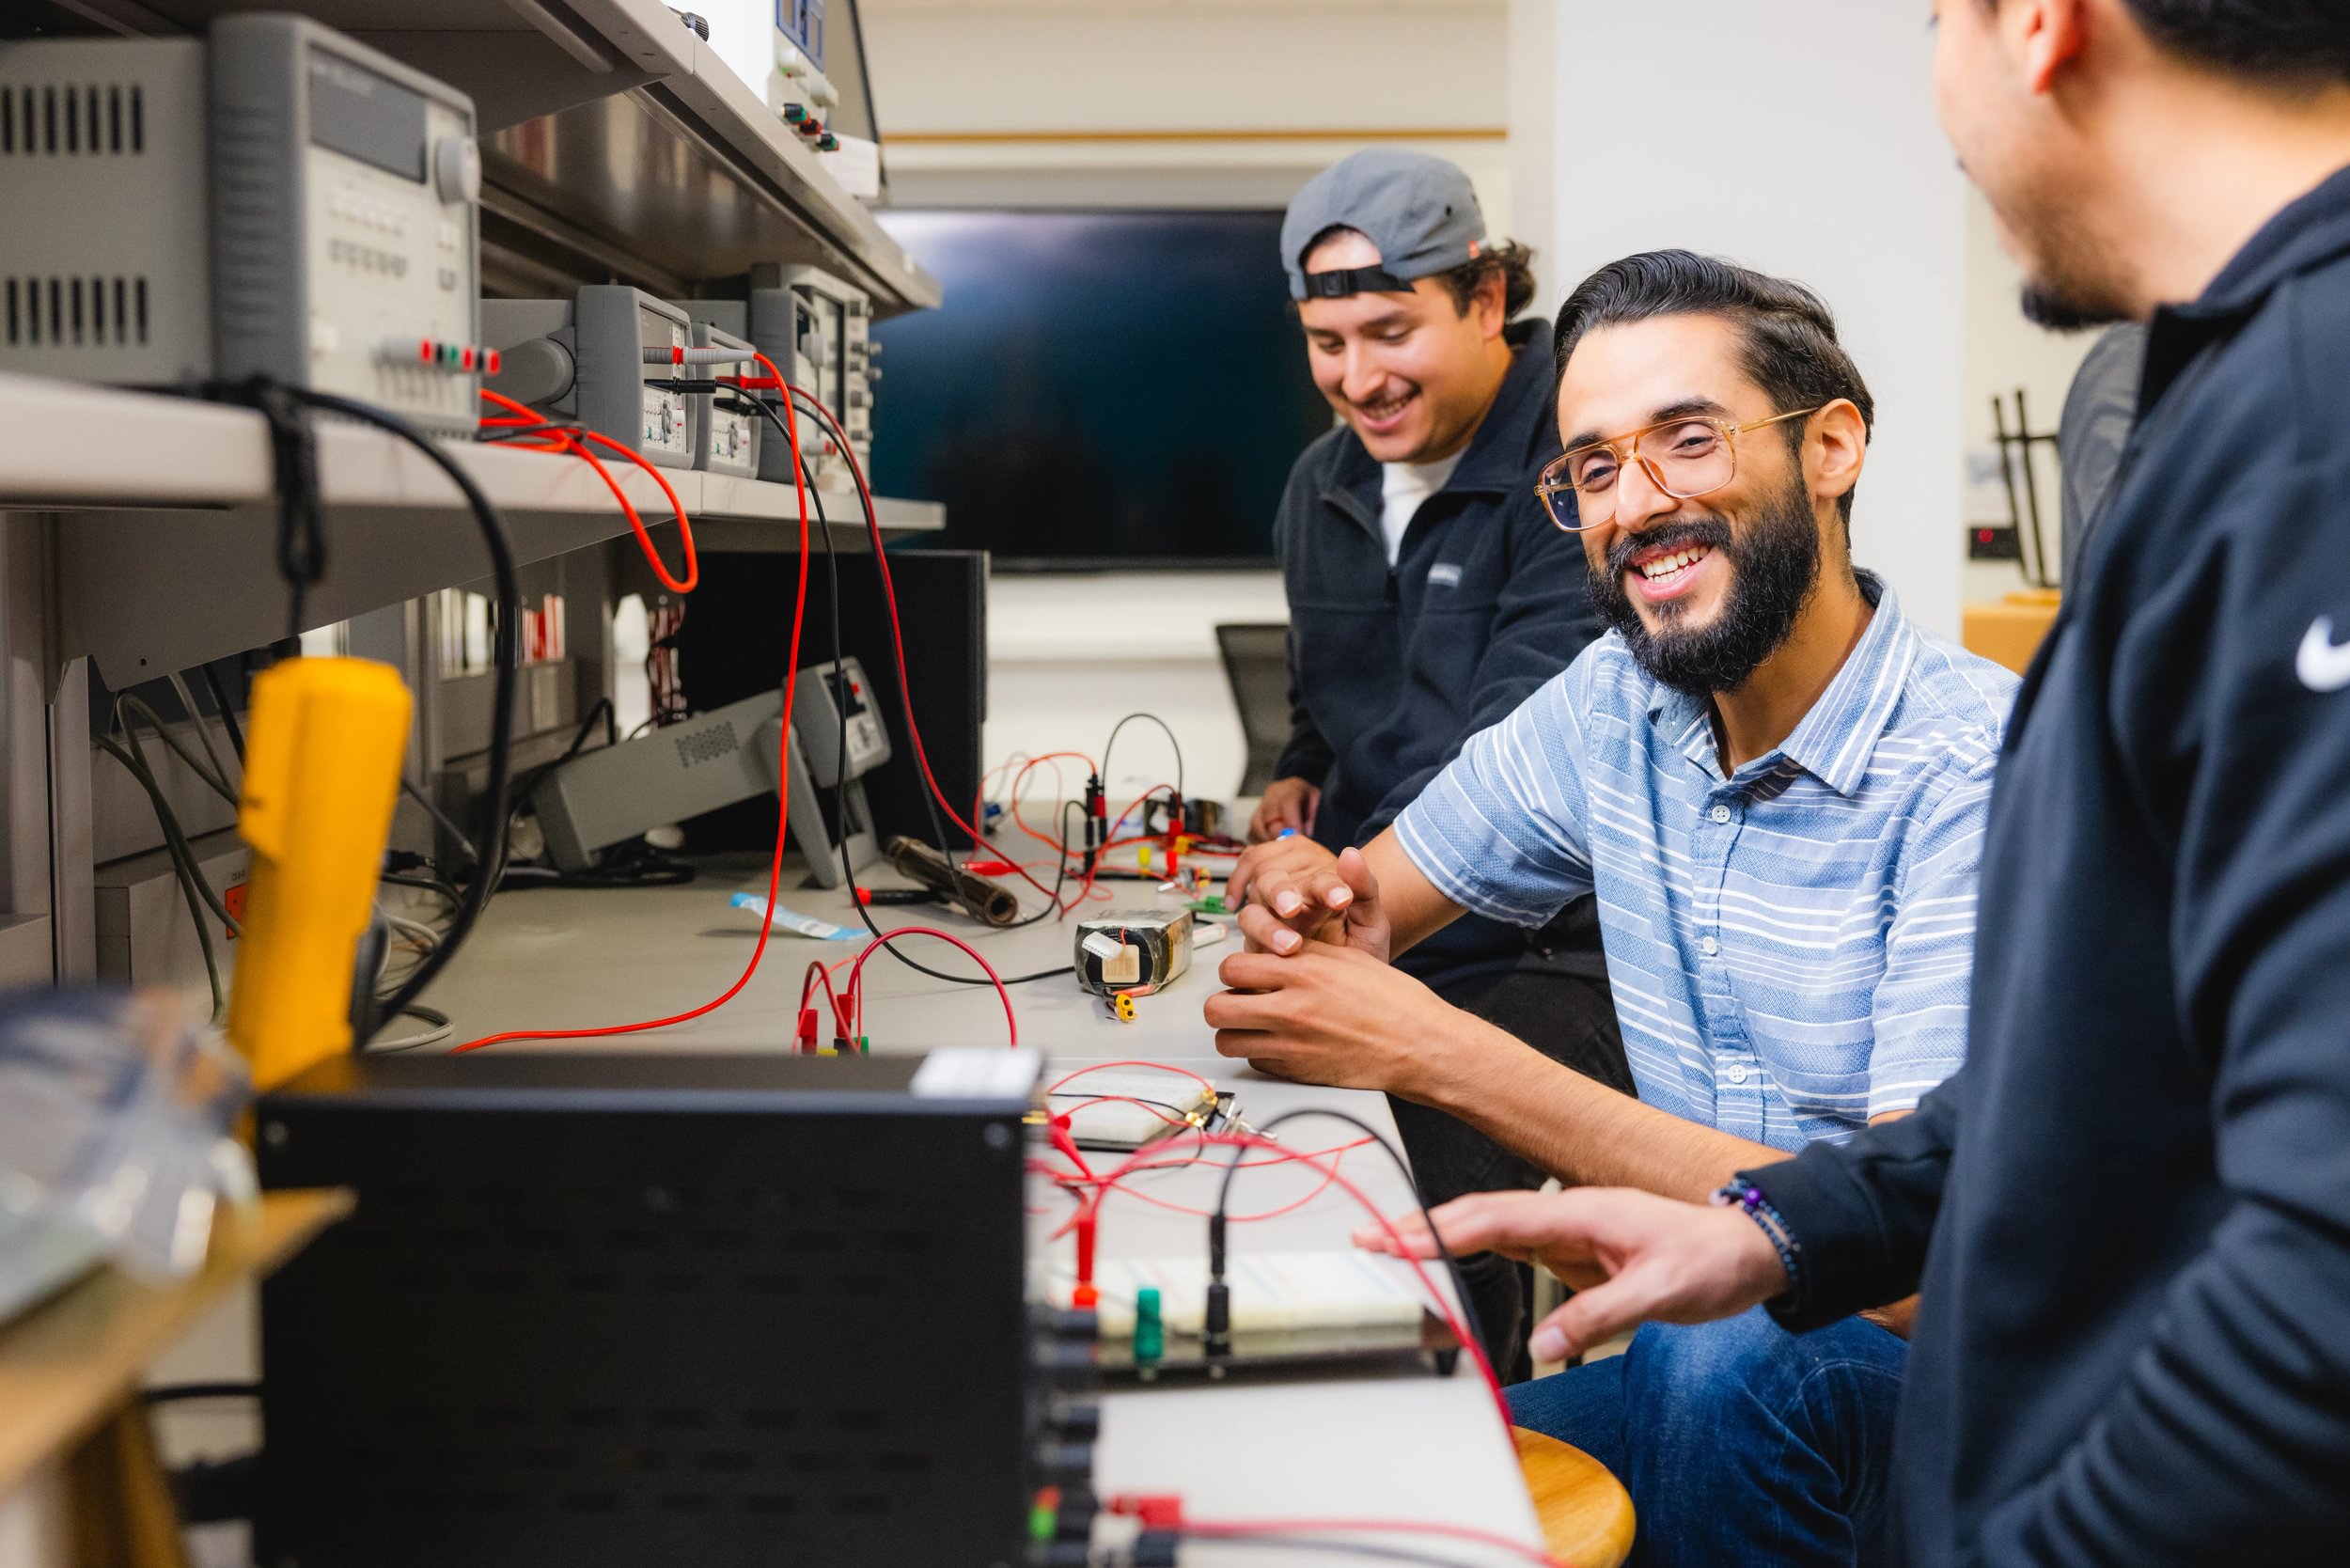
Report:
1043,1251,1428,1337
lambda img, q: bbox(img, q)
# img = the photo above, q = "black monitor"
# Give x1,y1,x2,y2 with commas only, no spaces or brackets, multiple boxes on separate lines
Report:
870,208,1335,570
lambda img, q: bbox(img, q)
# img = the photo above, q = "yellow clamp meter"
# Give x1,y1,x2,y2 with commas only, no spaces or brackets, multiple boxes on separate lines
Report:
225,657,413,1091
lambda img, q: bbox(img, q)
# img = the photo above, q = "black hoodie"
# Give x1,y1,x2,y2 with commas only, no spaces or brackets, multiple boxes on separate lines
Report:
1744,164,2350,1563
1272,319,1606,970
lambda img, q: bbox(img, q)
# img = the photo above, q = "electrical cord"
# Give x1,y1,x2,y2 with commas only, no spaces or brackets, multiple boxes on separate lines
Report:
165,671,238,795
200,664,247,762
839,924,1018,1047
1210,1107,1493,1395
1051,1121,1504,1421
362,1003,453,1053
275,388,522,1045
753,377,1070,910
100,675,274,1023
1006,800,1086,929
227,380,325,642
478,389,697,593
1104,711,1184,804
708,384,960,870
449,378,815,1054
494,839,695,890
140,1383,259,1404
379,870,462,905
94,733,229,1017
381,911,442,952
400,776,481,869
115,693,237,804
723,392,1073,990
488,694,621,890
103,720,242,935
509,696,616,800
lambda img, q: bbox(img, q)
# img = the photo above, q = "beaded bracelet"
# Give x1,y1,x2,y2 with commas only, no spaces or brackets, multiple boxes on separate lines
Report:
1712,1181,1805,1301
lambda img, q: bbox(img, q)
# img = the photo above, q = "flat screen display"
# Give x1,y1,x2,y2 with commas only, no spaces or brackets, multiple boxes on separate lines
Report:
870,209,1335,569
307,47,426,182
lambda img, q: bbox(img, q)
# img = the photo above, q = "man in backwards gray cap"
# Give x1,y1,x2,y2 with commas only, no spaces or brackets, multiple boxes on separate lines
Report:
1247,149,1628,1378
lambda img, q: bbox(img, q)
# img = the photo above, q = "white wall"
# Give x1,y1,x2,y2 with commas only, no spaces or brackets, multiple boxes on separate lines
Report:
1960,184,2099,600
862,0,1512,801
985,572,1291,803
1515,0,1968,638
1505,0,1559,321
866,0,1512,219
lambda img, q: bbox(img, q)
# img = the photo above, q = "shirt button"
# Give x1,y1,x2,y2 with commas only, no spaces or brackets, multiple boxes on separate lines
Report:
1727,1064,1749,1085
1710,804,1732,824
1700,934,1719,957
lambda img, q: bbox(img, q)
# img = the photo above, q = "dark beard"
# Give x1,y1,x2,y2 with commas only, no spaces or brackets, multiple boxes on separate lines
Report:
2020,282,2129,333
1585,475,1824,697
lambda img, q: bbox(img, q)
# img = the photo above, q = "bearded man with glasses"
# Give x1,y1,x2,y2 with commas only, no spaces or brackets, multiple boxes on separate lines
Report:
1210,250,2018,1567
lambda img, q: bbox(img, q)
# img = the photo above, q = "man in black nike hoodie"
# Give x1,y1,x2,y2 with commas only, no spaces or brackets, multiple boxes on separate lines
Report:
1358,2,2350,1560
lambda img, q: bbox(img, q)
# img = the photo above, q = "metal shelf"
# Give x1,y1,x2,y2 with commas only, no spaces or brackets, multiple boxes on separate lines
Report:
93,0,938,313
0,374,942,681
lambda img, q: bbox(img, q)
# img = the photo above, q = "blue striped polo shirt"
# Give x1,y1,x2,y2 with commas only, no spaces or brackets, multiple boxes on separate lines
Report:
1393,575,2017,1151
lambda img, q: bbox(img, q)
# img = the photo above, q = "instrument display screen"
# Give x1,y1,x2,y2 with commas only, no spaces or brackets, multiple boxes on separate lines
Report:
307,46,427,182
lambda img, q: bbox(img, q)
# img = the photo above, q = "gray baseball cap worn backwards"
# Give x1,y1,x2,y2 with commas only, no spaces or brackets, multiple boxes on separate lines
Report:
1281,149,1490,302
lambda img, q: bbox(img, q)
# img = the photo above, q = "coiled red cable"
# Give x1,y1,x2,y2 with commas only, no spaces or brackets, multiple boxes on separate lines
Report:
450,384,811,1052
478,387,698,594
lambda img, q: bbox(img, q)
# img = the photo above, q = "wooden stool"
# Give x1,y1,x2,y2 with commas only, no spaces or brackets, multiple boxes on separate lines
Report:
1512,1426,1635,1568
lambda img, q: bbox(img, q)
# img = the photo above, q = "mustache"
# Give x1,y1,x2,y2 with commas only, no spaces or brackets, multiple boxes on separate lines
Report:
1601,517,1736,580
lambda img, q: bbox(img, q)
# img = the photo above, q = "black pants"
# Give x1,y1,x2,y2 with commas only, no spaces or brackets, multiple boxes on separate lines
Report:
1397,932,1631,1384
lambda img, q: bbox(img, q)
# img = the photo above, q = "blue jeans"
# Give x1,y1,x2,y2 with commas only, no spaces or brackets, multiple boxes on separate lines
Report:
1507,1307,1905,1568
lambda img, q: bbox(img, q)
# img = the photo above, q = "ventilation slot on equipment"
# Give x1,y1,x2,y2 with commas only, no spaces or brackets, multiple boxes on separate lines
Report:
0,82,148,157
4,276,151,347
673,725,741,771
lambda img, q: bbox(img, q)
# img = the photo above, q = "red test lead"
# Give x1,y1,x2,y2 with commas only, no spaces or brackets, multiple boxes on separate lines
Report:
451,378,814,1052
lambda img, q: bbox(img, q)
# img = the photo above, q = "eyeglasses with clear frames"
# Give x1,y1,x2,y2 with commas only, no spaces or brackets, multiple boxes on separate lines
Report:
1534,406,1824,532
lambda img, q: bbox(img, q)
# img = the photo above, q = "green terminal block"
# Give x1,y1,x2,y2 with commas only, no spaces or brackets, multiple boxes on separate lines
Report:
1185,896,1229,916
857,1036,871,1057
1134,1286,1165,1363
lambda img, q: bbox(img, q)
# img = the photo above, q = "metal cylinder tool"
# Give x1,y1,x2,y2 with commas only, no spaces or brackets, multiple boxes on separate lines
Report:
885,835,1020,927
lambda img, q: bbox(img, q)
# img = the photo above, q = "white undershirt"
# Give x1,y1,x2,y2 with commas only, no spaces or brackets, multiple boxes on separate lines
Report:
1379,451,1465,565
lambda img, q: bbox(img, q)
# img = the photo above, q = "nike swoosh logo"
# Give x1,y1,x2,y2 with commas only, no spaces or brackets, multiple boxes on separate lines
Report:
2298,618,2350,694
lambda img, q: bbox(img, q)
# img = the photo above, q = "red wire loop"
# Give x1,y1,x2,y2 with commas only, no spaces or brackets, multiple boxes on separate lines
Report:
841,925,1018,1048
1033,1125,1512,1432
478,387,698,594
452,383,813,1052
